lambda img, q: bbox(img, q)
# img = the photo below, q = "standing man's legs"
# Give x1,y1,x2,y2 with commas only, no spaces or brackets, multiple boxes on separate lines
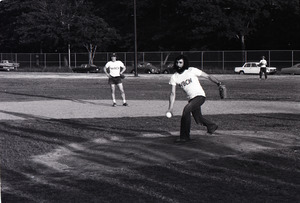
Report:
110,84,117,106
117,83,127,105
259,68,263,79
260,68,267,79
264,68,267,79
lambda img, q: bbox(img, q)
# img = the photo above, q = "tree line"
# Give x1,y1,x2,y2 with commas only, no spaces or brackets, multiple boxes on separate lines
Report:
1,0,299,55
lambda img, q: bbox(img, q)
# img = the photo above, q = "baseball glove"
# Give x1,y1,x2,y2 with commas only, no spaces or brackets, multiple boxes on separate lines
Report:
120,74,125,79
218,84,227,99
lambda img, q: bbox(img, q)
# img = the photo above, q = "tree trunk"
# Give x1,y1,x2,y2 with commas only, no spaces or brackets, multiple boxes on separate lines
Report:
85,44,97,65
241,35,245,50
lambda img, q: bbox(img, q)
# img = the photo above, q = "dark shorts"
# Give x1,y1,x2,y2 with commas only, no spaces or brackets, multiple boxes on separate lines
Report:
108,76,122,85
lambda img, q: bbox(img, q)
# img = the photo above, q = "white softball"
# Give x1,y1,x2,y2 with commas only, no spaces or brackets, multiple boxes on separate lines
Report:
166,112,172,118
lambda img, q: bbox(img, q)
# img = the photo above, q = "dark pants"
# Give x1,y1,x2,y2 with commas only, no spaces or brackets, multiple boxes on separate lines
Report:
180,96,216,139
259,67,267,79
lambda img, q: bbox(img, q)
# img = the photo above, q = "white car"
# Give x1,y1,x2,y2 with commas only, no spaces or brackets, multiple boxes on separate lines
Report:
234,62,277,75
0,60,20,71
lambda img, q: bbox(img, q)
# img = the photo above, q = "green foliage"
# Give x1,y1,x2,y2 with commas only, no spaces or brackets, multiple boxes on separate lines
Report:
0,0,118,53
0,0,299,52
251,0,300,49
0,0,25,51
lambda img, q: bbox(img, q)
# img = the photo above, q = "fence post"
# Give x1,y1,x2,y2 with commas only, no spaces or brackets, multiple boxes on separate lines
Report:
161,52,163,70
75,53,77,68
124,52,126,66
268,50,271,66
222,51,224,71
59,53,61,69
44,53,46,70
201,51,204,70
30,53,32,70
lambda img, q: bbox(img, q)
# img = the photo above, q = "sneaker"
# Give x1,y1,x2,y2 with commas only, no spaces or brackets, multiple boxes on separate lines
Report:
112,103,117,107
207,124,218,134
123,103,128,106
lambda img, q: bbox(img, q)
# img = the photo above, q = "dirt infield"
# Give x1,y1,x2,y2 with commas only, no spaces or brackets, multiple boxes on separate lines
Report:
0,99,299,120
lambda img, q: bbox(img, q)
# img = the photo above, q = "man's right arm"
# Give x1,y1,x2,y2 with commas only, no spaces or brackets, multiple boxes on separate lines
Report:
168,85,176,113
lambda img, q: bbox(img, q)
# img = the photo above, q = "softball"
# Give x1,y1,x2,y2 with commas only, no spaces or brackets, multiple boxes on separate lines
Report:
166,112,172,118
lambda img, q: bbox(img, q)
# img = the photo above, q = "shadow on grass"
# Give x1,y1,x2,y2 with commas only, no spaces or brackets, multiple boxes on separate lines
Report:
2,148,300,203
1,114,300,202
0,91,112,106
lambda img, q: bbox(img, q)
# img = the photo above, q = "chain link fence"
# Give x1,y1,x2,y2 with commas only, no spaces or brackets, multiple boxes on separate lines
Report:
1,50,299,73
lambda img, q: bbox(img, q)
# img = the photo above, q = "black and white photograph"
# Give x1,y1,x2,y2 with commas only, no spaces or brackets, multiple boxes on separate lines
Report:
0,0,299,202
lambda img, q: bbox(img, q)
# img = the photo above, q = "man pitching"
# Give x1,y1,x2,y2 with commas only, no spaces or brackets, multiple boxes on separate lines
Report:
104,53,128,107
167,55,222,143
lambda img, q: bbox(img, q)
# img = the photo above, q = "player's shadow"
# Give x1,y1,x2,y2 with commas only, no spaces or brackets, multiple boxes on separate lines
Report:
3,138,300,202
2,115,300,202
0,90,111,106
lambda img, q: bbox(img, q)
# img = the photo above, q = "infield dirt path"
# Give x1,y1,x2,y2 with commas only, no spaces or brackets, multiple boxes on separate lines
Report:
0,99,299,120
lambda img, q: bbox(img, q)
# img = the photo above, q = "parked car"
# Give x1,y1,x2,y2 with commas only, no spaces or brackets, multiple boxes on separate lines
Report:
72,64,100,73
0,60,20,71
130,62,160,74
161,63,175,74
280,63,300,75
234,62,277,75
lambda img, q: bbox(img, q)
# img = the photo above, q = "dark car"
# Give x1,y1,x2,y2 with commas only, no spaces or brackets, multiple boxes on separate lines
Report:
72,64,100,73
280,63,300,75
161,63,175,74
130,62,160,74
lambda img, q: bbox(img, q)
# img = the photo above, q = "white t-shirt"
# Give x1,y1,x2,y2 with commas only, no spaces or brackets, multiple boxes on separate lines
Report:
259,59,267,68
169,67,206,99
104,61,125,77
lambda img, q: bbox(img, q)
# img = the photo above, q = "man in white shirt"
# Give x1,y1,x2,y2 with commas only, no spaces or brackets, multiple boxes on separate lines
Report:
258,56,268,79
104,53,128,107
167,55,222,143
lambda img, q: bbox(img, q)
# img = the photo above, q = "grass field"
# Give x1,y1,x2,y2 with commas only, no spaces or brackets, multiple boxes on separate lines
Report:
1,73,300,202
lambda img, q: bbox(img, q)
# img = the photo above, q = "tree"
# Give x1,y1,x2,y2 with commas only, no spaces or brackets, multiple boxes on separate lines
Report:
220,0,269,50
134,0,184,51
0,0,27,52
91,0,185,51
178,0,268,50
92,0,136,51
15,0,68,52
1,0,300,52
250,0,300,49
12,0,118,60
72,14,119,64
